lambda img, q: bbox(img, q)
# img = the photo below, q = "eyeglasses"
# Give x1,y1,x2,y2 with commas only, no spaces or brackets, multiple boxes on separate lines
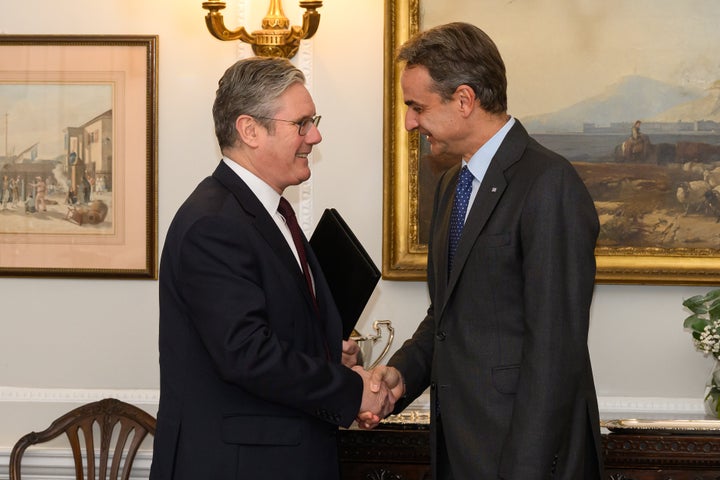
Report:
255,115,321,136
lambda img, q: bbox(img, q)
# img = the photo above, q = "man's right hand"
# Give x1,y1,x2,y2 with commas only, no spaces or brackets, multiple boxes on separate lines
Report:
352,366,397,424
355,365,405,429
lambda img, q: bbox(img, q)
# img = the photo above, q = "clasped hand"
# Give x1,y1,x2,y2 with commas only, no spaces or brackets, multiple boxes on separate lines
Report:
341,339,405,429
352,365,405,430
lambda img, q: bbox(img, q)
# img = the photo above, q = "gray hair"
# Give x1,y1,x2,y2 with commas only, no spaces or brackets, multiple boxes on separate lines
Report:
397,22,507,114
213,57,306,149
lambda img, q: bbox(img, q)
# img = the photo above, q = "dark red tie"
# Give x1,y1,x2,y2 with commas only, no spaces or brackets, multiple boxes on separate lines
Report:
278,197,317,309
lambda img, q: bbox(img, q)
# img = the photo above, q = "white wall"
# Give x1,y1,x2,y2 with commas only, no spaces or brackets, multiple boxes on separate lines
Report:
0,0,716,472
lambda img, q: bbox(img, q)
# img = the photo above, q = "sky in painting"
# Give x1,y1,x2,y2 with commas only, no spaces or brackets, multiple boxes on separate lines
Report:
422,0,720,118
0,84,112,161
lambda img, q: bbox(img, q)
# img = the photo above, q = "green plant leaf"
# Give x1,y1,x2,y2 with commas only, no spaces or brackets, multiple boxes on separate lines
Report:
712,368,720,387
684,314,709,332
683,290,720,362
682,314,697,328
709,389,720,418
706,289,720,301
684,294,710,314
709,299,720,320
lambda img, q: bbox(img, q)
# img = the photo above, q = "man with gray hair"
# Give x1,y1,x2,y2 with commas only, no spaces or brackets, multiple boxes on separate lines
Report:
151,57,395,480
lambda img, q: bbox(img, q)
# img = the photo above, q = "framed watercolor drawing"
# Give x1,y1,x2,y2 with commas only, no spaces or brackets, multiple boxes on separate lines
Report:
382,0,720,285
0,35,157,278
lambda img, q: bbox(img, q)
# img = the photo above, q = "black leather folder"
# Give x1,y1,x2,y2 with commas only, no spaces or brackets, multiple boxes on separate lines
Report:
310,208,381,339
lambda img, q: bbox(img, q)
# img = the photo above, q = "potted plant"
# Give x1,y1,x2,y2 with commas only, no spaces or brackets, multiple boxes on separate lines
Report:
683,288,720,417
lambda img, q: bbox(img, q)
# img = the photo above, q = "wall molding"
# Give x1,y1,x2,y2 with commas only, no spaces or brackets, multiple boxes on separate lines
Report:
1,387,705,415
0,387,159,405
599,395,704,415
408,393,705,416
296,38,315,236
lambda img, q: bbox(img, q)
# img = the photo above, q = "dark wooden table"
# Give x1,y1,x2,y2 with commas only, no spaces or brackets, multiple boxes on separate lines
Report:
338,424,720,480
339,425,431,480
603,431,720,480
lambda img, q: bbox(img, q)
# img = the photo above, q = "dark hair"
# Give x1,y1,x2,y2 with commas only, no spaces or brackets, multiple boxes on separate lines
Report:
397,22,507,114
212,57,305,149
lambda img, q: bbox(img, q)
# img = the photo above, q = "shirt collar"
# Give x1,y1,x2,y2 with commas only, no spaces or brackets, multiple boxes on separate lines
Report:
464,116,516,179
222,157,282,215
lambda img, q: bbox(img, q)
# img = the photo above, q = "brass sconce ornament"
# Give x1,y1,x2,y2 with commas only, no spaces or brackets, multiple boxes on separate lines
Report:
201,0,322,59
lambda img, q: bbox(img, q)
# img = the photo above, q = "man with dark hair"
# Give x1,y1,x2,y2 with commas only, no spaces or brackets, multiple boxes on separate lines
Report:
363,22,603,480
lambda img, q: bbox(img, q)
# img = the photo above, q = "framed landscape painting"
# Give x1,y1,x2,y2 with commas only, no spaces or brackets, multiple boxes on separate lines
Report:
0,35,158,278
382,0,720,284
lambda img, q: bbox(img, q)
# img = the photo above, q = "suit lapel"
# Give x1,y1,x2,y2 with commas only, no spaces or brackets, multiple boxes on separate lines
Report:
445,168,506,292
434,165,459,288
438,121,531,317
306,247,342,359
211,162,319,316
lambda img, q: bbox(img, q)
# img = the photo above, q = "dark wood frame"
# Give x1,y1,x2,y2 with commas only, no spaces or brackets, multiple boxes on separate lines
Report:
0,35,158,279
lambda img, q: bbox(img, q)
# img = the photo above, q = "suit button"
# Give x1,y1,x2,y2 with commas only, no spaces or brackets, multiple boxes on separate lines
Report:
436,331,446,341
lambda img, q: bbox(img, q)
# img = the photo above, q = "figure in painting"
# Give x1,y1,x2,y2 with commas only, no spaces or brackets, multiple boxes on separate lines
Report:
28,176,47,212
617,120,651,162
1,176,9,210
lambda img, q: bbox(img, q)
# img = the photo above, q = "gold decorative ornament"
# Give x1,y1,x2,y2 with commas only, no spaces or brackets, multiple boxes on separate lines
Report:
201,0,322,59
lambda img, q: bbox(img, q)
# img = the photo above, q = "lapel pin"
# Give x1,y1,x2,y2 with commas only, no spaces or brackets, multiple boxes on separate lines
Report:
491,187,497,193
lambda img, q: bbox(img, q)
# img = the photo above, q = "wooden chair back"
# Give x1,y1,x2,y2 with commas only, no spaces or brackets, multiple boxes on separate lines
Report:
9,398,156,480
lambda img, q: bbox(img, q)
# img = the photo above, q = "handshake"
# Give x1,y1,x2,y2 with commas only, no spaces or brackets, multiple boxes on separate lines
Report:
342,339,405,430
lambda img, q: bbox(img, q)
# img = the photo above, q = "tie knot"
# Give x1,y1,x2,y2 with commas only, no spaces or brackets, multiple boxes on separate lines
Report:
457,165,474,190
278,197,296,219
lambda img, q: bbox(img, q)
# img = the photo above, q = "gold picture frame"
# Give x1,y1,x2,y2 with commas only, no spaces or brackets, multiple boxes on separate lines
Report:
0,35,158,278
382,0,720,285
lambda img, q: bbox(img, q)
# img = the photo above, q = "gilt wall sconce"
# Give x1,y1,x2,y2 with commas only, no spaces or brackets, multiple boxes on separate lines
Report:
201,0,323,59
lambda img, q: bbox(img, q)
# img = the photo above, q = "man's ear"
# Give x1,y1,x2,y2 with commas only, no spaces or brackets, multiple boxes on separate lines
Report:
455,85,477,117
236,115,262,147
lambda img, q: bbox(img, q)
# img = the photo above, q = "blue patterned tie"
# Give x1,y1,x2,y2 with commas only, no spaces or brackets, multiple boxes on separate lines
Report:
448,166,474,273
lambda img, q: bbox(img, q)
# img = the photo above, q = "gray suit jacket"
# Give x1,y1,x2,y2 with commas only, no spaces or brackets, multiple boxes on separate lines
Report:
389,121,603,479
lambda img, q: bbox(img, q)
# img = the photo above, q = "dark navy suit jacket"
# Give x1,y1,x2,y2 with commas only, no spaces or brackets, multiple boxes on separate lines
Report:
150,161,362,480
